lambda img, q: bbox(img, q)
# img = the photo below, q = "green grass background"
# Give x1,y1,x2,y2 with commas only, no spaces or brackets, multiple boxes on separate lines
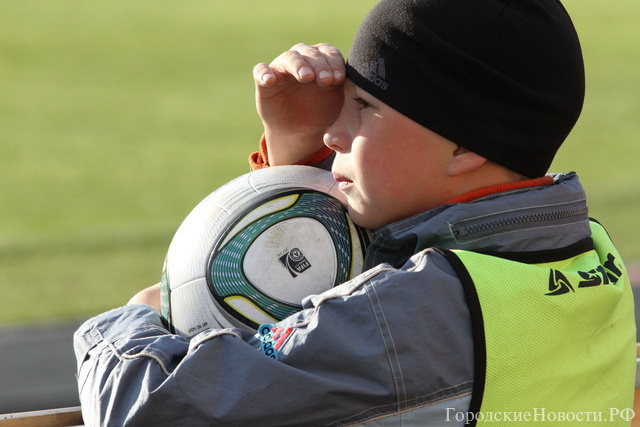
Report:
1,0,638,325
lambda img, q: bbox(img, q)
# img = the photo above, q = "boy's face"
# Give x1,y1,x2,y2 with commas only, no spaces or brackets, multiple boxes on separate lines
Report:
325,80,458,230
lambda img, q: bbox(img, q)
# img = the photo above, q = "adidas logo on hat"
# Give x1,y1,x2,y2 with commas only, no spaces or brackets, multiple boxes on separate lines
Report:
363,58,389,90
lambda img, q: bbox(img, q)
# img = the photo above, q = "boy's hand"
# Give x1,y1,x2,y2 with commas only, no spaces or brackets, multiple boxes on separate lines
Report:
253,43,346,165
128,283,161,312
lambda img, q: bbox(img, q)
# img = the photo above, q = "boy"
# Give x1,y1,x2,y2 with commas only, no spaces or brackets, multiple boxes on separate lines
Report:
75,0,636,425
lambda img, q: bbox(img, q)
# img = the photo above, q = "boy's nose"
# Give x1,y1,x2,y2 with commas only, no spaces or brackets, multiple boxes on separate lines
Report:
323,116,351,154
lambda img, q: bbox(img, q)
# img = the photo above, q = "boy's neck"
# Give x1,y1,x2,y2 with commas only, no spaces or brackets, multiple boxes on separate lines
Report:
445,176,554,204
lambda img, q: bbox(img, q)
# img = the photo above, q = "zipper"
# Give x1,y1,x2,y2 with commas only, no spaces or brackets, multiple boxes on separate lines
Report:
453,207,589,238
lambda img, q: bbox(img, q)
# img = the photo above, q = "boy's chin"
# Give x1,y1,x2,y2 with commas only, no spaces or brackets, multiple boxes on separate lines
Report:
348,207,381,231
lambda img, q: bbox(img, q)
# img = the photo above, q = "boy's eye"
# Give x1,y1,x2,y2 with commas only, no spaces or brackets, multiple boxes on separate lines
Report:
354,97,371,111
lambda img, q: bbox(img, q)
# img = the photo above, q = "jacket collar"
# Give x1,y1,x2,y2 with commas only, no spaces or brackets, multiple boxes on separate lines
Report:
364,173,590,269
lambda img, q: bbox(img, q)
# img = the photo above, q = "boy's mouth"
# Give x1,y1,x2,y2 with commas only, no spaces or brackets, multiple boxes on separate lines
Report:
332,172,353,192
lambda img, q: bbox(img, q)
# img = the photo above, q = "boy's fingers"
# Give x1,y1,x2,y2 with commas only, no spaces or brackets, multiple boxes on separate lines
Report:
255,43,345,89
283,43,345,86
290,43,333,84
253,63,276,87
267,48,315,83
315,43,346,84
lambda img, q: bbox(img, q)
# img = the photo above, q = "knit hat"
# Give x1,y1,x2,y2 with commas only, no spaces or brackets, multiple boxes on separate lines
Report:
346,0,585,178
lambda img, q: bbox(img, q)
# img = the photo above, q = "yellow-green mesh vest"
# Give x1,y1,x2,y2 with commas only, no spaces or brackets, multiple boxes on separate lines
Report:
439,220,636,426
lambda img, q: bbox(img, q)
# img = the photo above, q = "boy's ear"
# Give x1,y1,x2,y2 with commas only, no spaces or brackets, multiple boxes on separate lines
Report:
446,146,488,177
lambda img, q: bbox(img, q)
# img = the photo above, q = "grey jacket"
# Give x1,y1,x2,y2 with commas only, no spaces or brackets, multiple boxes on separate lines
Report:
74,173,595,426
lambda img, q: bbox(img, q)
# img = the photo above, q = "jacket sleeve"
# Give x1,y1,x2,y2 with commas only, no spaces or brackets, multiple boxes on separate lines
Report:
74,254,474,427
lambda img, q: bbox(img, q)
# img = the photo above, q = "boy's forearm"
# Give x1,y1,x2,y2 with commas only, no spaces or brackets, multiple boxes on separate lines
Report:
249,134,335,171
263,129,327,166
74,305,189,425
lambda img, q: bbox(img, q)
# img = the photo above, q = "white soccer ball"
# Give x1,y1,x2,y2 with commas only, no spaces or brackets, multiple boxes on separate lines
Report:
160,165,370,338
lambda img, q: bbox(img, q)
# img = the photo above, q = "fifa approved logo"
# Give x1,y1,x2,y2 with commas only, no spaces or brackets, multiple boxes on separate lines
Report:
279,248,311,278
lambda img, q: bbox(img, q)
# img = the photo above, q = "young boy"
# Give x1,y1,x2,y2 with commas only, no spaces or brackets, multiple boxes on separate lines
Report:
75,0,636,425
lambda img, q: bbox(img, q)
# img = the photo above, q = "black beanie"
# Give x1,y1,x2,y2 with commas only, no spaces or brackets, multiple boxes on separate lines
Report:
346,0,585,178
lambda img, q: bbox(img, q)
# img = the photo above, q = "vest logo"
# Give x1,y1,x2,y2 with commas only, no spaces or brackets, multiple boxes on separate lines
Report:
258,324,295,360
546,269,574,295
546,253,623,296
362,58,389,91
279,248,311,278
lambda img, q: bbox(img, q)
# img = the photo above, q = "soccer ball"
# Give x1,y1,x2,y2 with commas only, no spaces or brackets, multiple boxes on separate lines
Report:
160,165,370,338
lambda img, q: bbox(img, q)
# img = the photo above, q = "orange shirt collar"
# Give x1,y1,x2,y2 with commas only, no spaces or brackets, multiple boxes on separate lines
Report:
445,176,555,204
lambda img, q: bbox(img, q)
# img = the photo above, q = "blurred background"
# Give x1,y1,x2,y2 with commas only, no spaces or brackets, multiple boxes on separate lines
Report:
0,0,638,414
